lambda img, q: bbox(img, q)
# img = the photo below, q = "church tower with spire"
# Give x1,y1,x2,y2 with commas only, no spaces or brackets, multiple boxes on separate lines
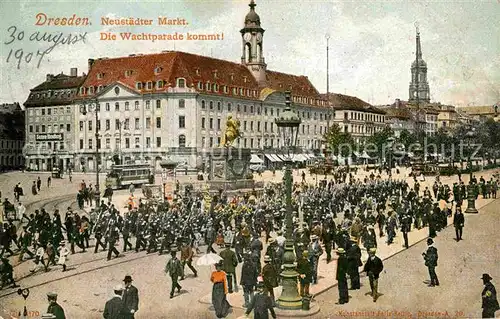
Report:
240,0,267,87
409,25,430,104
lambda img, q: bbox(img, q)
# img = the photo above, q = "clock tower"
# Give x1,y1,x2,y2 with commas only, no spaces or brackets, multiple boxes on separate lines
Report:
240,0,267,86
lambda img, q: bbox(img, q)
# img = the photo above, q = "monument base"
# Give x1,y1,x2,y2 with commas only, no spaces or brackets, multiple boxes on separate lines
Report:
207,179,257,191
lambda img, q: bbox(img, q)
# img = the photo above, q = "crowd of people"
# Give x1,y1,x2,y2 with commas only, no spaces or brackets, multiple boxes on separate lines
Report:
0,166,499,318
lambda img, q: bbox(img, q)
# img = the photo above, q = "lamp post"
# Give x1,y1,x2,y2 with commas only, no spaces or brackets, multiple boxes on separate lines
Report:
465,128,478,213
80,99,101,209
275,91,302,310
387,137,395,171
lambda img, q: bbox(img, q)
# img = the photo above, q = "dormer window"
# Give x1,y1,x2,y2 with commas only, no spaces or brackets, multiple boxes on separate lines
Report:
177,78,185,88
125,70,133,77
136,82,143,90
232,87,237,95
154,66,163,74
157,80,164,88
223,86,228,94
97,73,104,80
206,82,211,91
213,70,218,79
239,88,243,96
79,87,84,95
89,86,94,94
195,68,200,76
213,83,218,92
98,85,103,92
197,82,203,90
147,81,153,90
243,76,247,83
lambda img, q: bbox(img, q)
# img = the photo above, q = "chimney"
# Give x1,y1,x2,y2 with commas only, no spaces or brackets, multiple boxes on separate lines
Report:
88,58,95,70
46,74,53,82
70,68,77,77
395,98,400,108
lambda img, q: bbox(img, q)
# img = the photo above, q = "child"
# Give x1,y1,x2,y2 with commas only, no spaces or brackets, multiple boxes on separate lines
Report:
57,241,70,272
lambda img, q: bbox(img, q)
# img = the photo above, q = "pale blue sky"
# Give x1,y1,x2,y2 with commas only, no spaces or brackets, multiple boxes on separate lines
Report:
1,0,498,107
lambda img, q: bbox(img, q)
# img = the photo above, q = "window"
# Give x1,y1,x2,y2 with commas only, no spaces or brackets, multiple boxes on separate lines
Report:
217,119,221,130
88,139,93,149
277,109,280,117
156,100,161,109
42,109,45,115
156,117,161,128
244,138,247,148
29,125,33,133
115,138,120,148
209,118,213,129
79,139,84,149
179,99,185,108
201,100,206,109
202,137,206,148
146,137,151,148
250,138,254,148
66,107,71,114
177,78,185,88
271,123,274,132
250,121,254,131
209,101,213,110
124,119,129,130
147,82,152,90
135,137,140,148
115,102,119,111
257,122,261,132
243,121,247,131
201,118,206,129
88,121,92,131
264,122,268,132
105,138,110,149
146,117,151,129
125,102,129,110
47,108,51,115
179,116,185,128
217,137,221,145
125,138,130,148
206,82,211,91
135,101,139,110
97,120,101,131
237,104,241,112
79,121,83,131
217,102,221,111
156,137,161,147
227,103,232,112
178,135,186,148
135,118,140,129
106,120,110,130
157,81,164,88
264,108,267,115
35,125,39,133
197,82,203,90
115,119,120,130
250,105,254,113
213,83,218,92
270,108,274,116
146,101,150,110
209,137,213,147
244,105,247,113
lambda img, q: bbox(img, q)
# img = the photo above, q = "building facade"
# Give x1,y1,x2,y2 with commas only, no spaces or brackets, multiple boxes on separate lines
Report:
23,69,86,171
0,103,25,171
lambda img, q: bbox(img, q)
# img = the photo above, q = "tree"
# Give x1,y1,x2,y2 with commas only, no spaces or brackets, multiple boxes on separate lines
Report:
323,123,356,158
366,126,394,160
398,129,417,150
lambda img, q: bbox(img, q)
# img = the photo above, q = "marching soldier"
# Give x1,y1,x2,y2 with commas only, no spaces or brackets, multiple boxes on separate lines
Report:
106,224,121,261
165,248,183,299
122,214,133,252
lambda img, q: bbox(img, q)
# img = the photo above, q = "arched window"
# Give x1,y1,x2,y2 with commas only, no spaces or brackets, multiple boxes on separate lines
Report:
178,135,186,148
201,100,206,109
177,78,185,88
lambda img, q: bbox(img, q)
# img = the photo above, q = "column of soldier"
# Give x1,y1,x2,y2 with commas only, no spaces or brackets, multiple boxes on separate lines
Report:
2,171,496,299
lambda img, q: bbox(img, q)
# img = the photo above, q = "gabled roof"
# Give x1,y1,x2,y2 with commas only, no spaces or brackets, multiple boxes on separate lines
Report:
79,50,325,107
24,73,86,107
322,93,385,114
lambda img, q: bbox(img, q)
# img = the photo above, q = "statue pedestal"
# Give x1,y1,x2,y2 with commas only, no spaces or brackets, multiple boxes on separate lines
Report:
207,148,253,191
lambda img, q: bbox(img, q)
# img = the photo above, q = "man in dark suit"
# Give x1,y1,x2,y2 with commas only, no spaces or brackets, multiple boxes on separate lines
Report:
363,248,384,302
481,273,500,318
453,207,465,241
104,285,125,319
46,292,66,319
336,248,349,304
245,282,277,319
122,275,139,318
423,238,439,287
219,242,239,293
347,237,362,290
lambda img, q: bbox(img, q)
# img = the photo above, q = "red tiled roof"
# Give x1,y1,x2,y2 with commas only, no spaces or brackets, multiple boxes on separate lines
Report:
79,51,325,107
322,93,385,114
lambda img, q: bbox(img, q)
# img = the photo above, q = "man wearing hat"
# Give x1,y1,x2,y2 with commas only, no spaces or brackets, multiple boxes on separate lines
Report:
481,273,499,318
262,255,278,305
363,248,384,302
308,234,323,285
57,240,70,272
245,281,277,319
165,248,183,298
219,241,239,293
336,248,349,304
0,257,18,289
422,238,439,287
122,275,139,317
361,225,377,252
180,239,198,280
240,252,259,308
297,250,312,297
104,284,125,319
46,292,65,319
453,207,465,241
347,236,362,290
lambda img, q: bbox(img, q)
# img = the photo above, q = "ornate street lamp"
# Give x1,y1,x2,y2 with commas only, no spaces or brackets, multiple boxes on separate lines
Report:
465,128,478,213
275,91,302,310
79,99,101,208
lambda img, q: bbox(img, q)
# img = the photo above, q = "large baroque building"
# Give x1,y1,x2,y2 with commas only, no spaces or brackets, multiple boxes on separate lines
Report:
0,103,25,171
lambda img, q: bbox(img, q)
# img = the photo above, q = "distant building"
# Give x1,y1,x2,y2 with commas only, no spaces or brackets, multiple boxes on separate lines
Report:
23,69,86,171
457,105,500,123
0,103,25,171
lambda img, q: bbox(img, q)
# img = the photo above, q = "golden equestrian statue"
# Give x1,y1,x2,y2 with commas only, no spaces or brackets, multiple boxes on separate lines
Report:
220,115,242,147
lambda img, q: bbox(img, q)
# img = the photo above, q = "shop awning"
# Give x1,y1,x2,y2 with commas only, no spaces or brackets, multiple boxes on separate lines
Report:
250,154,264,164
264,154,282,162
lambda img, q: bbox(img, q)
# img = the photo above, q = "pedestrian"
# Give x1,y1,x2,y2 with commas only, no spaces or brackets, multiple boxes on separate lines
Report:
244,281,277,319
122,275,139,318
32,181,38,195
219,241,238,293
47,176,51,188
240,252,258,308
422,238,439,287
37,176,41,192
363,248,384,302
336,248,349,304
57,241,69,272
297,250,312,297
453,207,465,241
481,273,499,318
262,255,278,306
30,243,46,273
308,234,323,284
165,249,182,299
0,257,19,289
104,284,125,319
46,292,66,319
211,261,231,318
347,236,362,290
129,183,135,195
